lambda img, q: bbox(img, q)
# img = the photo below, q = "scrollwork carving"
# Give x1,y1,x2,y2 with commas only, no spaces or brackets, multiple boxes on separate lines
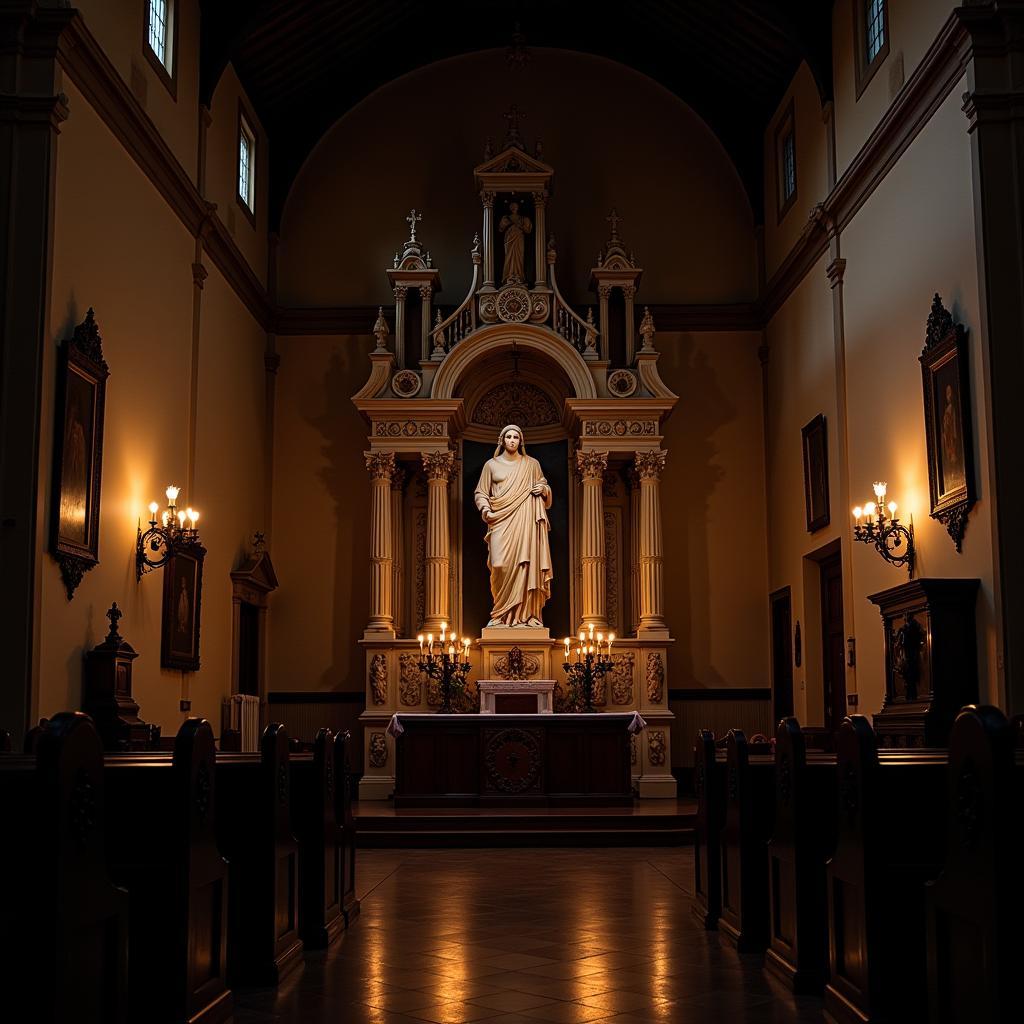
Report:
494,646,540,680
473,382,559,429
369,653,388,704
648,730,666,766
369,733,388,768
646,652,664,703
399,653,421,706
610,652,635,705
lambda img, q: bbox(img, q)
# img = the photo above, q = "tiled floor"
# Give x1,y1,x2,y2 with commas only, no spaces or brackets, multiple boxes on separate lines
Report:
235,848,826,1023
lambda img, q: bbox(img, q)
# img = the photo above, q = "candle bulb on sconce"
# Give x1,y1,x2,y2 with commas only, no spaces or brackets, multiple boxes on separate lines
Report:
136,483,204,579
852,479,915,576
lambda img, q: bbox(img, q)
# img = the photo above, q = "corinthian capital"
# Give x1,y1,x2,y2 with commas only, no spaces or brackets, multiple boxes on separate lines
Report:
634,449,667,480
480,190,496,208
576,449,609,481
422,449,456,481
365,450,397,480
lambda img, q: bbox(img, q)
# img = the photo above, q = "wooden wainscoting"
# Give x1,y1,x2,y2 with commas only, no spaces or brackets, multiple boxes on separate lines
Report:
670,688,774,792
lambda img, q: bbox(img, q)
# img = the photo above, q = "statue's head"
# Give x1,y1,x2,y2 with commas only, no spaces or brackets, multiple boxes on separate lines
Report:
495,424,526,457
509,201,519,214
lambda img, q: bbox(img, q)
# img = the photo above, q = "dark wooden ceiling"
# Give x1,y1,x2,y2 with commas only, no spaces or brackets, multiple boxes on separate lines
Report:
199,1,834,229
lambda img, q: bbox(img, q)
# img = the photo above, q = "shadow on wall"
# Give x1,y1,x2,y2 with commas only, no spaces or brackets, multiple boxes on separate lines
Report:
310,346,371,692
661,336,735,686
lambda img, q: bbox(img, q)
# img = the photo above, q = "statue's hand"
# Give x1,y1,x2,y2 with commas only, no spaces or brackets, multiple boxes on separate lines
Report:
482,508,495,523
531,484,546,497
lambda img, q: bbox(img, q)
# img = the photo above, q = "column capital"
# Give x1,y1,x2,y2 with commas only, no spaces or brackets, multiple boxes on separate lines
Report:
531,190,548,206
393,284,408,302
597,283,613,300
621,283,637,299
576,449,609,481
422,449,456,481
826,257,847,288
418,283,433,300
365,450,396,479
480,190,496,208
634,449,667,480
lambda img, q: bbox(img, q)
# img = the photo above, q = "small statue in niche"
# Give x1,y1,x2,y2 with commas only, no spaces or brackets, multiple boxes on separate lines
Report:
499,200,532,284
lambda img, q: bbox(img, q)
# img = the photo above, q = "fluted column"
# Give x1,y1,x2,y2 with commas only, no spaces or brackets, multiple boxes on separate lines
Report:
635,449,668,635
418,284,433,363
597,284,612,361
576,450,609,630
392,284,407,368
421,449,455,632
390,466,406,637
628,467,641,634
622,283,637,365
364,451,396,635
481,191,496,288
532,191,548,287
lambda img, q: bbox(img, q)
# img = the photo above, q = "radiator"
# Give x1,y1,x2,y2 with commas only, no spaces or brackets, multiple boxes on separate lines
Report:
225,694,261,752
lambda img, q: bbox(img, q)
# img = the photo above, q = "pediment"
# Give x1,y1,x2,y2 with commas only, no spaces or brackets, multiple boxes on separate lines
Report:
230,549,279,593
474,146,553,177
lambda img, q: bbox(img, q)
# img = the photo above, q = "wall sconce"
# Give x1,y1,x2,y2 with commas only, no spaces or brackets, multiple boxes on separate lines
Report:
852,480,914,577
136,484,202,579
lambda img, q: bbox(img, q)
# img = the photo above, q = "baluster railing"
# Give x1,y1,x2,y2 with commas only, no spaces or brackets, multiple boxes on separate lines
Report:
549,242,598,358
429,237,480,358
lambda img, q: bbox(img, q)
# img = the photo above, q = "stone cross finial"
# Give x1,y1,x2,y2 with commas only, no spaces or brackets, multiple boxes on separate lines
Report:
106,602,123,640
503,104,526,148
406,208,422,243
606,208,622,241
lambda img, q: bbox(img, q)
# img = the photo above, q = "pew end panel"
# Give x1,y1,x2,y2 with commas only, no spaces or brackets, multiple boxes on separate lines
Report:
692,729,722,930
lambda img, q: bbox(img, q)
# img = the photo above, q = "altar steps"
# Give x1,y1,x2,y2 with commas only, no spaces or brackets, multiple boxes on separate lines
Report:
354,800,696,848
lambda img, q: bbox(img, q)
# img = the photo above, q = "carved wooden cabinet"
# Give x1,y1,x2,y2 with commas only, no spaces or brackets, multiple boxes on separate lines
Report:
868,578,979,747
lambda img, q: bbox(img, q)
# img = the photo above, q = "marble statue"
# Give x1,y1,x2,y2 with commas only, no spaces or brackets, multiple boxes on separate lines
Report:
498,201,532,284
474,424,552,627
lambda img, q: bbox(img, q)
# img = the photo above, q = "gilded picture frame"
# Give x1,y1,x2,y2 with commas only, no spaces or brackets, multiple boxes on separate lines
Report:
920,294,975,551
50,308,109,599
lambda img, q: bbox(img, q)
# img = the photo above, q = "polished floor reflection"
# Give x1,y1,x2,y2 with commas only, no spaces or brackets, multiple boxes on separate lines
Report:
235,848,825,1023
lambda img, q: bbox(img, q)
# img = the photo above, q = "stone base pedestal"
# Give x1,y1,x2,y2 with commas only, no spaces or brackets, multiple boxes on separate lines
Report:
480,625,550,641
478,679,555,713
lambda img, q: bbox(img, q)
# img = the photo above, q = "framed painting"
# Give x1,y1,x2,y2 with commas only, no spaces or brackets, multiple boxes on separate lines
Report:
921,294,975,551
801,414,830,533
161,542,206,671
50,308,109,599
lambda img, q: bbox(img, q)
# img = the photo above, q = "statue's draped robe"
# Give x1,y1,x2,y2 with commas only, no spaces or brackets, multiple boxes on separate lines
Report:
499,213,532,284
474,454,553,625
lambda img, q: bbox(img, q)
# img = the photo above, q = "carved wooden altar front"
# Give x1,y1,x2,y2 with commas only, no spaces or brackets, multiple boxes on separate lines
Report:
353,114,679,799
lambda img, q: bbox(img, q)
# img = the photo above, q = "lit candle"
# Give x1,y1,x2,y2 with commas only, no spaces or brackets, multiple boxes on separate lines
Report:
564,636,571,660
597,632,603,647
177,510,187,529
608,633,615,656
589,623,595,640
427,633,433,654
448,642,455,656
148,501,159,522
887,501,897,517
418,634,424,654
852,506,863,524
441,622,447,643
463,637,470,656
165,484,179,506
873,481,887,501
190,510,200,527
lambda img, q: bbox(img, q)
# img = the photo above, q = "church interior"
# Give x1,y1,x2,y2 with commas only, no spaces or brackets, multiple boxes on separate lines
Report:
1,1,1022,1022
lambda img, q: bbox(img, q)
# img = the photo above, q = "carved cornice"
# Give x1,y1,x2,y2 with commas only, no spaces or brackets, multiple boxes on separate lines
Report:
576,449,609,480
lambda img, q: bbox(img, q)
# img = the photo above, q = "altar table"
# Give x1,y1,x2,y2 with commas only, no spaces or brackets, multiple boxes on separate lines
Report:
390,713,636,807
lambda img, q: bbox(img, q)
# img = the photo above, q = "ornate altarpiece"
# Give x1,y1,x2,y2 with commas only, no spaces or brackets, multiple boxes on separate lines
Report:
353,118,679,798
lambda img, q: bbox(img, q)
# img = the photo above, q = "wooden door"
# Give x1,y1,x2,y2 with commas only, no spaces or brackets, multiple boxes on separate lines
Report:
819,553,846,730
770,588,794,722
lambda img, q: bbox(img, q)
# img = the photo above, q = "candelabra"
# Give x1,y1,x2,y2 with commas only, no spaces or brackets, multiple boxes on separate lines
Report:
852,481,915,577
136,485,202,579
417,624,471,714
562,625,615,713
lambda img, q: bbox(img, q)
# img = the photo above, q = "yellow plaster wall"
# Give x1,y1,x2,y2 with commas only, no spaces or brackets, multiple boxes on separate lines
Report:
75,0,201,184
277,49,757,309
40,78,267,734
763,62,831,282
832,0,961,181
206,63,270,287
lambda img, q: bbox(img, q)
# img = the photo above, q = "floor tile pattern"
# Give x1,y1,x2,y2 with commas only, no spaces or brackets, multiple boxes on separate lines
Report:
235,848,826,1023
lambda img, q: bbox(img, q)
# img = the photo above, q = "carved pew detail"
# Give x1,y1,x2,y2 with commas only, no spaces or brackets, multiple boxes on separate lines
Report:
718,728,774,952
334,729,360,924
0,711,129,1023
765,718,836,994
692,729,723,929
926,705,1023,1024
824,716,947,1024
104,718,232,1024
291,727,344,948
217,723,302,986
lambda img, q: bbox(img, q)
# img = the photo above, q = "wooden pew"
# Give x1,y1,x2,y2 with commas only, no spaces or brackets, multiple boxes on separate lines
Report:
824,716,947,1024
718,729,774,952
0,711,128,1023
691,729,723,929
926,705,1024,1024
334,728,360,924
290,727,344,949
765,718,836,994
216,723,302,986
104,719,232,1024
